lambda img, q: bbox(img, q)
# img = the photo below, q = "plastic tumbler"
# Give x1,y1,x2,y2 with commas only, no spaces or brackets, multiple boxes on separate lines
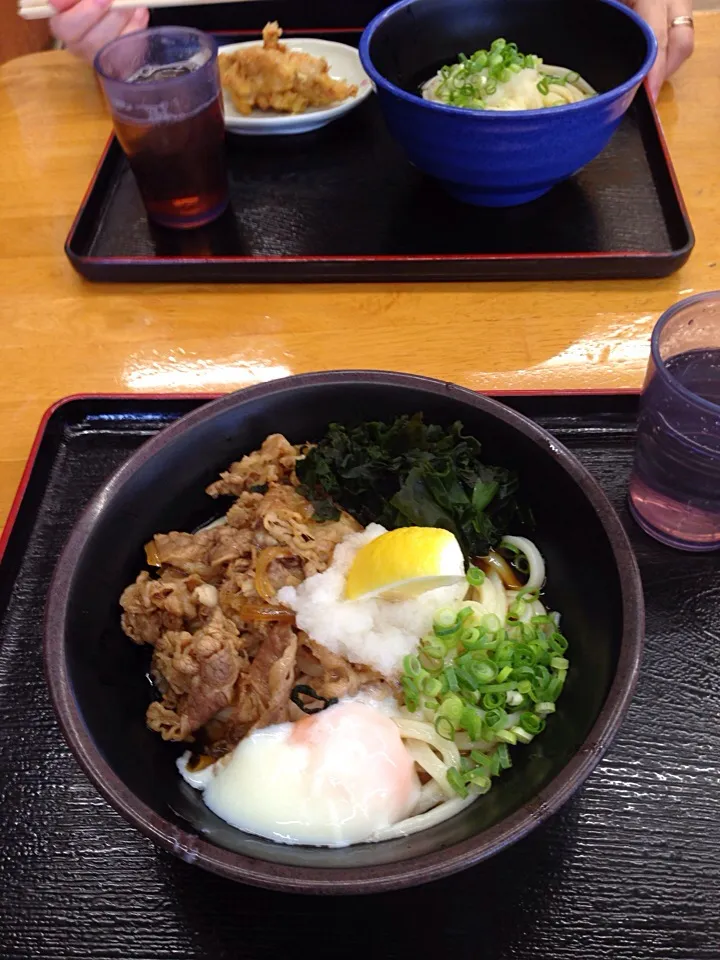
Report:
95,27,229,229
628,292,720,550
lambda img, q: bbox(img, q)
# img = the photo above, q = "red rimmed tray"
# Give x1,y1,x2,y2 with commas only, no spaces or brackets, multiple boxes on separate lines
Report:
1,390,719,959
65,22,693,284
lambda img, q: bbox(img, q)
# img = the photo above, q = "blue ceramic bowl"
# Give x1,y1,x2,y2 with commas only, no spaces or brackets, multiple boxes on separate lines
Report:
359,0,657,207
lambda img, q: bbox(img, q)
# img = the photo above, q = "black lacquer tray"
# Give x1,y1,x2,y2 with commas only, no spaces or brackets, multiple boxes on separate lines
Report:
65,21,694,283
1,391,719,958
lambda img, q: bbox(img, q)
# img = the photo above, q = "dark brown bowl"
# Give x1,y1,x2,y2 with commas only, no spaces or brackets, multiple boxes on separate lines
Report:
44,371,644,894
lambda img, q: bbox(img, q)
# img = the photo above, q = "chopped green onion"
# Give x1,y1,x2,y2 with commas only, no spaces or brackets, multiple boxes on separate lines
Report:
544,675,565,702
533,664,551,687
422,676,443,698
407,594,568,804
435,715,456,740
482,691,506,710
494,640,514,664
518,588,539,602
447,767,468,798
465,769,492,792
460,627,482,649
478,681,515,694
461,705,484,741
466,565,485,587
496,743,512,770
438,694,464,724
506,689,524,708
421,637,446,662
512,725,534,744
513,644,536,668
433,608,458,634
548,632,569,654
470,750,493,768
520,712,545,735
470,661,497,685
455,663,479,692
403,654,423,678
531,614,553,625
484,707,508,730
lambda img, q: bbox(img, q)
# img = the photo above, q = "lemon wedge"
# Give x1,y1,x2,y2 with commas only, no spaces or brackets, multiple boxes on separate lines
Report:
344,527,466,601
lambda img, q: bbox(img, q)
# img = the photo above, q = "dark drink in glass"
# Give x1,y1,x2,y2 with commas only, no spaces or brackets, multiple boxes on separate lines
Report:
629,293,720,551
95,29,229,230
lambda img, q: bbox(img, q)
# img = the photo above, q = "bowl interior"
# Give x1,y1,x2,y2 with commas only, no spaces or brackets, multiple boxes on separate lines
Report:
53,378,628,873
366,0,650,101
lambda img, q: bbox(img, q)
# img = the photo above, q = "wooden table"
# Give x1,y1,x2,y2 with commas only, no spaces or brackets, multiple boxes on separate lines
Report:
0,13,719,528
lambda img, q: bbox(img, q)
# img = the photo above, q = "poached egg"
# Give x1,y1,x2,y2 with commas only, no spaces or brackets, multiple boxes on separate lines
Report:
179,699,419,847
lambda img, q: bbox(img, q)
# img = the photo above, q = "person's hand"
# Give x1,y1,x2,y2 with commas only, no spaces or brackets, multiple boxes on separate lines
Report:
50,0,149,65
624,0,694,100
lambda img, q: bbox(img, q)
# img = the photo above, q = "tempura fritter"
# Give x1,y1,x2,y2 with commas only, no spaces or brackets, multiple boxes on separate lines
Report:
219,22,359,116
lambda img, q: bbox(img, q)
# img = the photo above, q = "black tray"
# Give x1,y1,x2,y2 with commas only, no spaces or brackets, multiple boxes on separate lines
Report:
1,391,719,959
65,24,694,284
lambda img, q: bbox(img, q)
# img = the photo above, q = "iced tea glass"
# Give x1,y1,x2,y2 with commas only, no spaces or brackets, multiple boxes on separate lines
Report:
628,292,720,551
95,27,229,229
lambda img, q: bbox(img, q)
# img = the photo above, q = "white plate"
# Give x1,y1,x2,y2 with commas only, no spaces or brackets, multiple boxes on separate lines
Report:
218,38,373,136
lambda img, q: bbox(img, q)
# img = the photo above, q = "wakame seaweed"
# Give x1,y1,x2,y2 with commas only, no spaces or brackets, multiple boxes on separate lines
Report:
291,685,340,715
296,414,525,558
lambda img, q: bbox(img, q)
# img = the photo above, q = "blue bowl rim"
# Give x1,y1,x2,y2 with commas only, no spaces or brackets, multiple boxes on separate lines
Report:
359,0,658,120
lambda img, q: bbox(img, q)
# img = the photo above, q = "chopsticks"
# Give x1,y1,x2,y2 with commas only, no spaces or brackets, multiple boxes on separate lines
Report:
19,0,263,19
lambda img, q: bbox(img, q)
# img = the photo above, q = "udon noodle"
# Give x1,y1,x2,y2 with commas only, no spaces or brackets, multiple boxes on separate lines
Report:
422,39,595,111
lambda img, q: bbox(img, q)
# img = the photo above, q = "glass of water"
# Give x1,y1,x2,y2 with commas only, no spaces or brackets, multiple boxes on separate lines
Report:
628,291,720,550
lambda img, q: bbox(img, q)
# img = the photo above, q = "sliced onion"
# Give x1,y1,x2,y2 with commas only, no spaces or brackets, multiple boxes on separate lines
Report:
233,597,295,624
255,546,296,601
480,551,523,589
145,540,161,567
